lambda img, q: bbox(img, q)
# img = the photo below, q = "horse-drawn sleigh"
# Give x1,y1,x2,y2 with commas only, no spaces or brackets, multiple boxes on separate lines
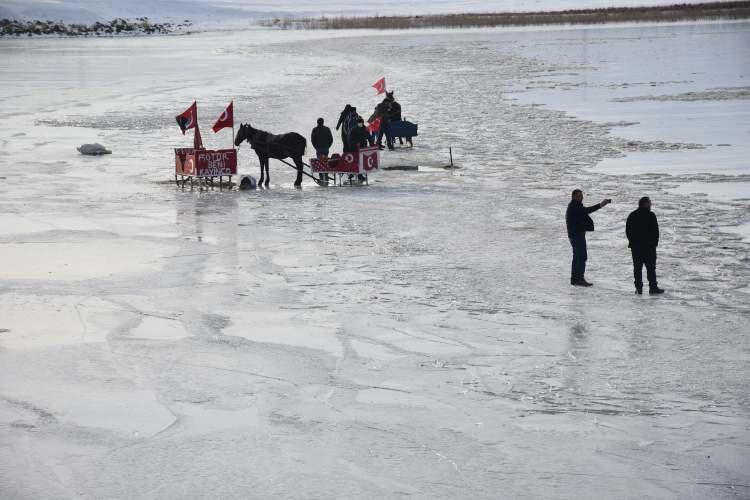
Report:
173,98,409,188
233,123,380,187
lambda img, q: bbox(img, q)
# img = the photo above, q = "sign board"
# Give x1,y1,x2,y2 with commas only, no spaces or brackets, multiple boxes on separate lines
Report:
175,148,237,177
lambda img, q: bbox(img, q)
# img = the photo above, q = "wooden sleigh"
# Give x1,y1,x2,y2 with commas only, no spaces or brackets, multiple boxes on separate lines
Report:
309,146,380,186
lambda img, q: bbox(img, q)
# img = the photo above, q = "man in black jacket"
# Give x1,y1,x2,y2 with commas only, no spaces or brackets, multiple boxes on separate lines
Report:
566,189,611,286
311,118,333,158
626,196,664,295
335,105,353,151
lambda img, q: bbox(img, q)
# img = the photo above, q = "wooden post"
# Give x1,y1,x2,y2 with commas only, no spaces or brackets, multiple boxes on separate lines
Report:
449,146,454,174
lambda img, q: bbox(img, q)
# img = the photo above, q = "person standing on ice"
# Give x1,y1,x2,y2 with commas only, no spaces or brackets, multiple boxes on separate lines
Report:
336,104,357,152
566,189,611,287
311,118,333,158
626,196,665,295
311,117,334,185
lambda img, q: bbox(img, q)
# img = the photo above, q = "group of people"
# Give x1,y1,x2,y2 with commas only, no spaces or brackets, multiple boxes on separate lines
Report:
367,91,402,151
309,106,367,157
566,190,665,295
310,92,404,157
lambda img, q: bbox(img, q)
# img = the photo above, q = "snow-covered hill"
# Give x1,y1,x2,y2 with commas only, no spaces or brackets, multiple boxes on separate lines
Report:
0,0,714,24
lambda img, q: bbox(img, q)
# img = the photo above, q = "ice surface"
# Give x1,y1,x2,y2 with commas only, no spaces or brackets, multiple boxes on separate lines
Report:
670,181,750,202
0,22,749,499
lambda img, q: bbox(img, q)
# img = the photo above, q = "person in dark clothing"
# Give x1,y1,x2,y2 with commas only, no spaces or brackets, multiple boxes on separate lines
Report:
343,107,359,152
311,117,334,185
626,196,664,295
311,118,333,158
346,118,369,152
387,93,404,145
566,189,611,286
336,104,353,151
370,99,394,151
389,99,402,122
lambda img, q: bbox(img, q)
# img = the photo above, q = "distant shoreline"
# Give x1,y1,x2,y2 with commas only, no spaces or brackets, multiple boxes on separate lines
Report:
0,17,191,38
3,2,748,38
260,2,750,30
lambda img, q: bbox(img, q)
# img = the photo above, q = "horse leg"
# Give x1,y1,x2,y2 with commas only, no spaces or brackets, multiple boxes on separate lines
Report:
264,158,270,187
258,154,265,186
293,156,303,187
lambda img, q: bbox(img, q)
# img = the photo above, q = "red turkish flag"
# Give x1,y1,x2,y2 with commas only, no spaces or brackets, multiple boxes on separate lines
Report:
175,101,197,135
367,117,381,133
372,77,386,95
212,101,233,133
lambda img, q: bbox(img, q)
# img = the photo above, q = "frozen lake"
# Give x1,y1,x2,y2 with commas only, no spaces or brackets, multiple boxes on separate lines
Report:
1,22,749,499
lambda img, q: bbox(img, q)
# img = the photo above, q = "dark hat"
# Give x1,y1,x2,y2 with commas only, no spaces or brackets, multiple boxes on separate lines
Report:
317,117,324,125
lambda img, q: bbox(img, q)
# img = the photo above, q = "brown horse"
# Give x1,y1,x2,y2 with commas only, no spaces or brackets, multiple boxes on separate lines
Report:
234,123,307,187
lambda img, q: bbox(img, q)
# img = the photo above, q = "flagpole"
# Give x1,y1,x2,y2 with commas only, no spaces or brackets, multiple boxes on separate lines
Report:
229,101,235,150
195,100,199,150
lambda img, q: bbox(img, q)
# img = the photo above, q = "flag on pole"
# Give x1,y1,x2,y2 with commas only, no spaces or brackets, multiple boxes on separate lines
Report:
175,101,198,135
372,77,386,95
212,101,234,133
193,123,204,149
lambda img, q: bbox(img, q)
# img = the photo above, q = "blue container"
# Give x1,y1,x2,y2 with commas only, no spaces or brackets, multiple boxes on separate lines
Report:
387,120,418,138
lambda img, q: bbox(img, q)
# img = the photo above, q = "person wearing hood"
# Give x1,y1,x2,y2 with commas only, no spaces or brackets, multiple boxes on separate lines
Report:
626,196,664,295
336,104,353,151
566,189,611,286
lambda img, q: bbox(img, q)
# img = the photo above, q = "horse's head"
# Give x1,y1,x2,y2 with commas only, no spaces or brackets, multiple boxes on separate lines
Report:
234,123,246,146
235,123,257,146
385,91,394,101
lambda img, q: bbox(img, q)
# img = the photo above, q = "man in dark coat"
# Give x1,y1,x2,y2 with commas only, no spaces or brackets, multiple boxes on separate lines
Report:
346,118,369,152
370,99,394,151
389,99,402,122
311,118,333,158
566,189,611,286
387,93,404,145
626,196,664,295
336,104,353,151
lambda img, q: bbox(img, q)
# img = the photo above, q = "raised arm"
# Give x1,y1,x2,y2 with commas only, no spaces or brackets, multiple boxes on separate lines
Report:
584,202,603,214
